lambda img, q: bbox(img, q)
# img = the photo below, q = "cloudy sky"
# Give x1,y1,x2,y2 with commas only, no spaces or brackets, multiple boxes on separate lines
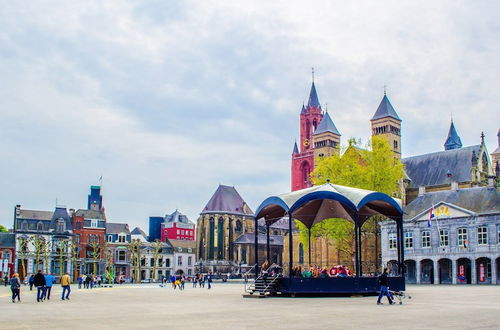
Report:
1,1,499,230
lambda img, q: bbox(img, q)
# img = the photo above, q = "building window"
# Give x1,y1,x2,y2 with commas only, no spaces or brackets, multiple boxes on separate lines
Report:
177,256,182,266
188,269,192,276
299,243,304,264
497,226,500,244
118,234,126,243
421,231,431,248
76,234,80,244
404,232,413,249
188,256,192,266
458,227,468,247
37,222,44,231
393,140,398,150
235,220,242,233
388,233,397,250
56,219,65,232
2,251,11,262
107,235,113,243
91,219,99,228
439,229,449,247
477,226,488,245
165,259,170,267
177,229,180,235
76,222,81,229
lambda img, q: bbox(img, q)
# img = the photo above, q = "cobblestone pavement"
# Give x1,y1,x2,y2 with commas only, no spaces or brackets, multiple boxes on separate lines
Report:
0,283,499,329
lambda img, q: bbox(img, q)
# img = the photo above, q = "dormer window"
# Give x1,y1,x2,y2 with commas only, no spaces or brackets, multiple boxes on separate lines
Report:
118,234,126,243
21,221,28,231
56,219,65,232
36,222,44,231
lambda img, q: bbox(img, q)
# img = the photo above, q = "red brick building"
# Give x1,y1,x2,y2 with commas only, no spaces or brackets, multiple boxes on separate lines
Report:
0,233,16,279
160,210,195,242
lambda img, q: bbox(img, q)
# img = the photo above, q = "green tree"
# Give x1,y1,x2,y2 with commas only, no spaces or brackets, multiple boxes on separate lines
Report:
0,224,8,232
301,135,405,269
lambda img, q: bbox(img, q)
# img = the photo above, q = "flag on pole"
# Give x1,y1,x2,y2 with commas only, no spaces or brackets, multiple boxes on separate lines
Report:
427,206,435,227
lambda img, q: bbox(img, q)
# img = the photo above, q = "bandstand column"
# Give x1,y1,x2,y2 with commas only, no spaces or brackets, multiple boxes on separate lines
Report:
288,213,293,277
254,217,259,278
358,224,363,276
266,223,270,262
354,219,360,277
308,228,312,265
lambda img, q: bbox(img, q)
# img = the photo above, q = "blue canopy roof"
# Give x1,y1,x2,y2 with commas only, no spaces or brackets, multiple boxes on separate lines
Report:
254,183,403,228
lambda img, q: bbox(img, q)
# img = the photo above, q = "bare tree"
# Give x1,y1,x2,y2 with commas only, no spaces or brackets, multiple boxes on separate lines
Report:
56,240,68,277
129,239,142,282
104,242,114,284
89,239,101,275
16,236,29,280
151,240,163,282
30,235,44,273
69,238,79,281
42,238,52,274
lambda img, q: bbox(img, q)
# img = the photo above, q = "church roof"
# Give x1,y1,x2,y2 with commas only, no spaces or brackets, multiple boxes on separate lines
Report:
444,121,463,150
404,186,500,219
402,145,480,187
300,104,306,114
371,94,400,121
233,233,284,246
201,185,254,216
313,111,341,136
307,82,321,108
292,141,299,154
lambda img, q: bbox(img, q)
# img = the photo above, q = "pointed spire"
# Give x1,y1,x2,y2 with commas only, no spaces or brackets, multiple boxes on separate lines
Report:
293,141,299,154
371,93,400,121
444,120,463,150
300,103,306,114
480,131,485,145
313,111,341,136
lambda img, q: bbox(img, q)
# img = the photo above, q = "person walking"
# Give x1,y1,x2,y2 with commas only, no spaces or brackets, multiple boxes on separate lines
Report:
10,273,21,303
377,268,394,305
43,273,54,300
77,275,83,289
33,270,46,302
192,274,197,288
4,274,8,286
207,272,212,290
61,272,71,300
84,274,91,289
200,274,205,288
28,274,34,291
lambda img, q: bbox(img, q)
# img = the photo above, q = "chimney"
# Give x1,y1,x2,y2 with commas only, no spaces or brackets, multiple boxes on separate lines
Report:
418,186,426,196
451,181,458,191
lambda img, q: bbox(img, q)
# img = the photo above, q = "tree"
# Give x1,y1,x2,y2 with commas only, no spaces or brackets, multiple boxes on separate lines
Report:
89,239,101,275
129,239,142,282
69,238,79,281
16,236,29,280
42,239,52,274
30,235,45,272
56,240,69,277
0,224,8,232
104,242,114,284
151,240,163,282
303,135,405,268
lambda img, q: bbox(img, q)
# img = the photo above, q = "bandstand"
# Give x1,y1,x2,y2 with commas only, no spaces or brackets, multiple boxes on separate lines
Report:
253,182,405,296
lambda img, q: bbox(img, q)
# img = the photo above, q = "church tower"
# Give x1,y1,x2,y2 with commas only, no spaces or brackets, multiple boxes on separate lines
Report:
291,73,329,191
444,120,463,150
312,110,341,160
370,91,402,157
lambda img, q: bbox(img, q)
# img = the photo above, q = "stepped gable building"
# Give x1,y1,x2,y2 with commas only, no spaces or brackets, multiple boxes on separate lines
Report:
381,185,500,285
291,79,401,191
105,222,131,278
72,186,106,276
403,123,495,204
0,233,16,278
14,205,73,279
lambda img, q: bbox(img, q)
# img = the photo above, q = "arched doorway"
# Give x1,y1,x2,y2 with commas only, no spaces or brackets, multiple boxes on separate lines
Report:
438,258,452,284
387,260,399,276
405,260,416,284
476,257,491,284
456,258,471,284
420,259,434,284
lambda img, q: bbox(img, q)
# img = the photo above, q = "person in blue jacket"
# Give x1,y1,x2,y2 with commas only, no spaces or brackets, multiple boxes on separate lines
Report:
44,273,55,300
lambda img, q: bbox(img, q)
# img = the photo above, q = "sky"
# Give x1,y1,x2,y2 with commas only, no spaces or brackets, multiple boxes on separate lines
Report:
1,1,499,231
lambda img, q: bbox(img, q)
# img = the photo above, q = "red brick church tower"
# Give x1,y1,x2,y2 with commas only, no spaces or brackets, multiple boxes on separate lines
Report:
291,76,341,191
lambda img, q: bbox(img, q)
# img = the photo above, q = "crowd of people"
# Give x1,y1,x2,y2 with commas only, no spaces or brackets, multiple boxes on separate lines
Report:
8,269,71,303
77,274,106,289
290,265,354,278
161,272,214,290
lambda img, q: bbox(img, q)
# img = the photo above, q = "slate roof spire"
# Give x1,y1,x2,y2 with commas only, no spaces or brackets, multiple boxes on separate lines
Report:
300,103,306,114
313,110,341,136
371,93,400,121
293,140,299,154
444,120,463,151
307,82,321,109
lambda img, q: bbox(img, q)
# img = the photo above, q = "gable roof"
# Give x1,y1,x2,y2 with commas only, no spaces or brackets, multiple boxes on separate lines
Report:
402,145,480,187
131,227,147,237
444,121,463,150
17,209,53,221
404,186,500,220
75,209,105,219
313,111,341,136
106,222,130,235
307,82,321,109
293,141,299,154
201,185,254,216
371,94,400,121
165,210,193,225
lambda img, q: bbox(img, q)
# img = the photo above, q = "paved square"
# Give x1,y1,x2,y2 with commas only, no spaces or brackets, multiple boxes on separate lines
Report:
1,283,499,329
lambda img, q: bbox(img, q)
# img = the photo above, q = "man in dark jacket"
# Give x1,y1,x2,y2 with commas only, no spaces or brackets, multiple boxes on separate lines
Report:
33,270,46,302
377,268,394,305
